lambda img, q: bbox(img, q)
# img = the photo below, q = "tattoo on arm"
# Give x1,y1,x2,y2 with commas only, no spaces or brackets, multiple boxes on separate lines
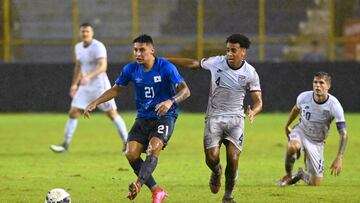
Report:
173,82,190,103
337,128,348,156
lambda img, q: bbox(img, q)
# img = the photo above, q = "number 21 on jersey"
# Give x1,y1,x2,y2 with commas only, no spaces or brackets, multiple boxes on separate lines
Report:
144,86,155,98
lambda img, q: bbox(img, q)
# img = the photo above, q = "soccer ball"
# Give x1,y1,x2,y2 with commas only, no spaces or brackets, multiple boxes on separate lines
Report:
45,188,71,203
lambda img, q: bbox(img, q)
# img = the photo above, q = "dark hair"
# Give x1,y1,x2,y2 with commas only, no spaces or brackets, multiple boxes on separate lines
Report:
79,22,93,29
226,34,251,49
314,72,331,84
133,34,153,45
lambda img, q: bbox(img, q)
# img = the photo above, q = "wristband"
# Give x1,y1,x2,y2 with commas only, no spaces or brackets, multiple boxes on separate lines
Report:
170,97,176,104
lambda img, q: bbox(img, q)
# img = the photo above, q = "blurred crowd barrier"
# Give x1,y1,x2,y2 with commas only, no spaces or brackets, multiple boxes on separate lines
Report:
0,0,360,63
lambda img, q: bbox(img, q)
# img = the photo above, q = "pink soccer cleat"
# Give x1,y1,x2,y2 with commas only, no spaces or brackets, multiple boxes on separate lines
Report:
152,188,168,203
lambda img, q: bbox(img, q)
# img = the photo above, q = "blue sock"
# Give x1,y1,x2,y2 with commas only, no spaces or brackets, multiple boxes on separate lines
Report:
138,155,158,186
129,158,157,189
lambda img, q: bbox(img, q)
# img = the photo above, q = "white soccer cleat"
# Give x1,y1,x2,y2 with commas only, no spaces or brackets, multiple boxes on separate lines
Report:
50,145,67,153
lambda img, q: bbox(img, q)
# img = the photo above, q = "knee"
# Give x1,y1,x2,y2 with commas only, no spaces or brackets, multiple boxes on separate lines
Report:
205,149,220,163
68,108,80,118
146,138,164,155
106,110,118,120
310,176,322,186
287,141,301,155
227,153,240,164
125,150,139,162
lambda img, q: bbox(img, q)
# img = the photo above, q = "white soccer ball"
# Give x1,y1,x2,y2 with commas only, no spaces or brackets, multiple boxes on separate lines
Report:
45,188,71,203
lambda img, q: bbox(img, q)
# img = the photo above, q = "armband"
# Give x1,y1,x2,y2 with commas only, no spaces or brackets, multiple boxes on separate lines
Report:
336,122,346,130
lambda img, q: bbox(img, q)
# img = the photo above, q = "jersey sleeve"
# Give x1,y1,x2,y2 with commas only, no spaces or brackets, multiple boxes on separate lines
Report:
200,56,222,70
166,63,184,85
331,98,345,123
249,69,261,91
95,43,107,59
115,64,132,86
296,92,307,109
74,44,80,60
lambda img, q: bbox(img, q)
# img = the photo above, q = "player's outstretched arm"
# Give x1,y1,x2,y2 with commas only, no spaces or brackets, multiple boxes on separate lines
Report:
330,126,348,176
155,81,190,116
284,105,300,138
84,85,123,118
247,91,263,124
166,58,200,70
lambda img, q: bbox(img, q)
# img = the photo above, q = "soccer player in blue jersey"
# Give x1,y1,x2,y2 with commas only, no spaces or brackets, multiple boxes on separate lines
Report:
84,34,190,203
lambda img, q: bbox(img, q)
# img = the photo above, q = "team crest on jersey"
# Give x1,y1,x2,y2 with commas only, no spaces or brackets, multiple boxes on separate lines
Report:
154,76,162,83
217,69,222,73
238,75,246,84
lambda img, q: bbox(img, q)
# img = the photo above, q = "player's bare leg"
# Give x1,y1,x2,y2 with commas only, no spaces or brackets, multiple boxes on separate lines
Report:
205,146,222,194
277,140,301,186
106,110,128,152
50,107,80,152
221,140,240,203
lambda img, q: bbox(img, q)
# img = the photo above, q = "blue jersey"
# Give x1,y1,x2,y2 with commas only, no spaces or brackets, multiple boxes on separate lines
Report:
115,57,184,119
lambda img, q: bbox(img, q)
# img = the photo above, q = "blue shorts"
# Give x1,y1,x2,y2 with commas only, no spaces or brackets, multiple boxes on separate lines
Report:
128,117,176,149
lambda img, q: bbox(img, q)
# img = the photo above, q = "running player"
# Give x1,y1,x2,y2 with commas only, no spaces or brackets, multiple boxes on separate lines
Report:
84,34,190,203
167,33,263,203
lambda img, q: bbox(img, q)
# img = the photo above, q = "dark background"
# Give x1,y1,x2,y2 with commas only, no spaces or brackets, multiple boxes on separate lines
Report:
1,62,359,112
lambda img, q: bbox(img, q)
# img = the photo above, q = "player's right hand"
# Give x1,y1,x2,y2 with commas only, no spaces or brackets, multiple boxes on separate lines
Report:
246,105,255,124
84,102,97,118
69,85,78,98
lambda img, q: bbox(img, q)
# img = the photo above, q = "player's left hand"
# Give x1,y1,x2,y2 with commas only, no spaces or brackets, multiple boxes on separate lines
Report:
80,76,90,85
330,155,343,176
247,105,255,124
155,100,173,116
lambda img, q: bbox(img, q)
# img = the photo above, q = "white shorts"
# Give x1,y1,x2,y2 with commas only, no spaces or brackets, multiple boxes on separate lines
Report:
289,127,325,177
204,115,244,151
71,86,117,112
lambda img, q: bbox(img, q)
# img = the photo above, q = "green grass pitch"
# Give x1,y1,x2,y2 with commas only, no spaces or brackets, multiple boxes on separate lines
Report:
0,112,360,202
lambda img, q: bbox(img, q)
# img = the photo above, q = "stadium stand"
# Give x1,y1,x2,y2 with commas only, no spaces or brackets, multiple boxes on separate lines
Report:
5,0,357,62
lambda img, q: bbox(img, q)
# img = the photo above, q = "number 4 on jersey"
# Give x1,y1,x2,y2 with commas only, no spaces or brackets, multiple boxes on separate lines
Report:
215,77,221,86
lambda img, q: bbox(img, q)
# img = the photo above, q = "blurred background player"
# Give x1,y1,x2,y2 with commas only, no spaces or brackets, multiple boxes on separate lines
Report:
50,23,128,153
302,40,327,62
167,33,263,203
277,72,348,186
84,34,190,203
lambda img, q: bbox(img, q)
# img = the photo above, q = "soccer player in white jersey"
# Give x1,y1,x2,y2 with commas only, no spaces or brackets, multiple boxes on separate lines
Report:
50,23,128,153
277,72,348,186
167,34,263,203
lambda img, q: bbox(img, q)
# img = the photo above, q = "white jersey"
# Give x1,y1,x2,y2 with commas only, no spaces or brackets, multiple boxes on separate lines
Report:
200,56,261,118
75,39,110,89
295,91,345,142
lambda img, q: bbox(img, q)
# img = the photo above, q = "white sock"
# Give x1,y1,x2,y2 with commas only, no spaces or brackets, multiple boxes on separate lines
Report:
64,118,78,144
113,115,128,143
302,170,311,185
